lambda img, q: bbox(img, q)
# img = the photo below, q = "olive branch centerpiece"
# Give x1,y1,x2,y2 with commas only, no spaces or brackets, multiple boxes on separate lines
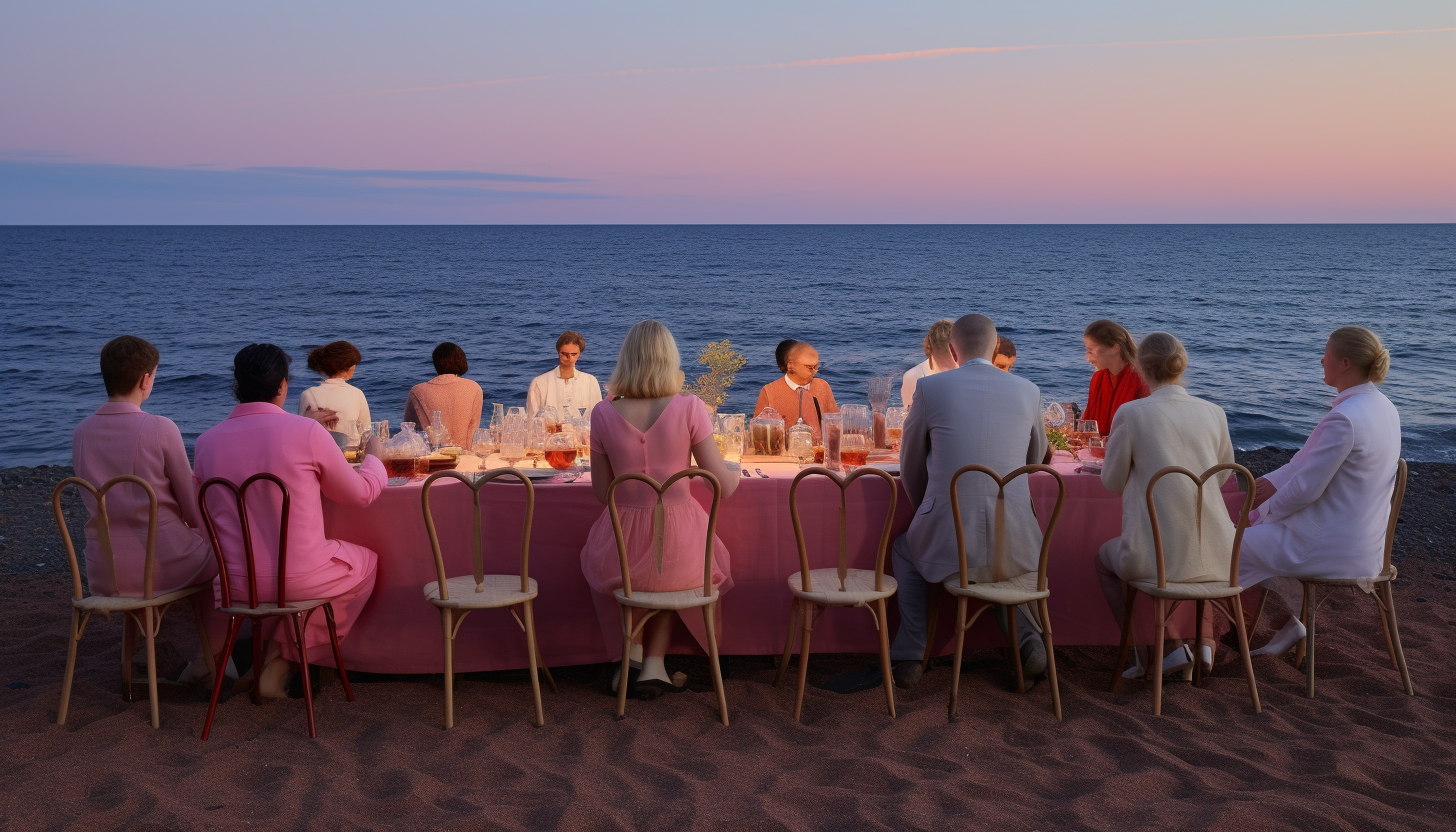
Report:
685,339,747,414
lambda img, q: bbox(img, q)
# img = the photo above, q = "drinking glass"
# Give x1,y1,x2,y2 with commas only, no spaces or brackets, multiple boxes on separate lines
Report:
490,403,505,432
821,413,843,472
371,420,390,442
867,377,892,412
499,428,527,469
471,428,495,459
545,432,578,471
841,404,872,451
1087,435,1106,461
885,406,906,451
840,434,869,471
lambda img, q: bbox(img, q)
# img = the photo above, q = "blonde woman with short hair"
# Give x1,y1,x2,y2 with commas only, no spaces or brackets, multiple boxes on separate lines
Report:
581,321,740,697
1240,326,1402,657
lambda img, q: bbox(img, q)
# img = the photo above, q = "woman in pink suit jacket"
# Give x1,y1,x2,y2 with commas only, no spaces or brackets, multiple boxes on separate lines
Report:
194,344,388,699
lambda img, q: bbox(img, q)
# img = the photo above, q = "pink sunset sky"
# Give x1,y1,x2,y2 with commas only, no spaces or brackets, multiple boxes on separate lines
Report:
1,1,1453,223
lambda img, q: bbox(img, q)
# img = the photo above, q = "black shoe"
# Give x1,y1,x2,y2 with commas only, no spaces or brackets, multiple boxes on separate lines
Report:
892,661,923,689
821,665,885,694
285,664,322,699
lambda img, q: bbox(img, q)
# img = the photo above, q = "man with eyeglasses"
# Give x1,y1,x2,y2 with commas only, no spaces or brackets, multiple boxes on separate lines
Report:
527,330,603,417
753,340,838,438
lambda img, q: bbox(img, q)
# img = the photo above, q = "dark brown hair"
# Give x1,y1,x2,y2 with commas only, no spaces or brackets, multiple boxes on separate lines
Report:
995,335,1017,358
1084,319,1137,366
432,342,468,376
556,331,586,353
233,343,291,403
100,335,160,396
306,340,361,378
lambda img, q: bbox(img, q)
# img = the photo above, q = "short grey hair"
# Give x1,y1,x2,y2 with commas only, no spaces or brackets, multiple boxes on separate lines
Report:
951,314,997,361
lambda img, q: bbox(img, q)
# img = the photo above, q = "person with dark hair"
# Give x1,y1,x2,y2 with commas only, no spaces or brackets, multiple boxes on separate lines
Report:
526,330,602,417
753,341,838,437
194,343,387,699
1083,319,1149,436
72,335,230,685
403,342,484,447
774,340,801,375
298,340,371,446
993,335,1018,372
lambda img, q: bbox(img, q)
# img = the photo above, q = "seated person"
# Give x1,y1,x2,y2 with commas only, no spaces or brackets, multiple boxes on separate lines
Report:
194,344,387,699
890,315,1048,689
72,335,226,683
753,341,838,436
298,340,371,447
993,335,1017,371
901,320,956,407
526,330,603,417
1095,333,1234,679
1083,319,1150,436
403,342,484,447
774,339,801,375
1241,326,1402,657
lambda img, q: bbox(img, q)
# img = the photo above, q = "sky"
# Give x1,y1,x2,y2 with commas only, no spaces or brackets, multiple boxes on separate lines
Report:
1,1,1453,223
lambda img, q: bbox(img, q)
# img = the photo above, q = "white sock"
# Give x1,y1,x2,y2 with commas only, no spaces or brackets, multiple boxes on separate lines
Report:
1252,617,1307,657
639,656,669,683
1122,647,1147,679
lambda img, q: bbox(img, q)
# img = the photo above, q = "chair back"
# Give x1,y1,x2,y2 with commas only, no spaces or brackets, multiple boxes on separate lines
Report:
948,464,1065,588
606,469,721,599
1145,463,1255,589
197,474,291,610
420,469,536,601
1381,458,1408,575
52,475,159,601
787,466,898,593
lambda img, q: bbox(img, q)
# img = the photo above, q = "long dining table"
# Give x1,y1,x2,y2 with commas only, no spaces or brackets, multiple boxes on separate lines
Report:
320,456,1245,674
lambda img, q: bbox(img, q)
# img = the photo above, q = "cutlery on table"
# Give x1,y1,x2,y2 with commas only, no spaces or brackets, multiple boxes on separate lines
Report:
754,468,770,479
740,468,750,478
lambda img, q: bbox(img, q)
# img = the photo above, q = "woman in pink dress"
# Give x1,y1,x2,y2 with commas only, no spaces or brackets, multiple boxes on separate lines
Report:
194,344,387,699
580,321,740,696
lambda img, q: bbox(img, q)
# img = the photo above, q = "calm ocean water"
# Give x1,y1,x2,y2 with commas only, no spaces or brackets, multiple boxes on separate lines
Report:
1,225,1452,467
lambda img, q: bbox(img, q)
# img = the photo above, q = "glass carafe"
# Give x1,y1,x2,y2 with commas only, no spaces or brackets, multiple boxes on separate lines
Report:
749,407,786,456
788,419,815,467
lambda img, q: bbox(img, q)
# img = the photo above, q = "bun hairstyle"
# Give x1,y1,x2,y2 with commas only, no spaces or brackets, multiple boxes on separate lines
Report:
923,319,955,360
1136,332,1188,385
1329,326,1390,384
1084,319,1137,366
306,340,361,378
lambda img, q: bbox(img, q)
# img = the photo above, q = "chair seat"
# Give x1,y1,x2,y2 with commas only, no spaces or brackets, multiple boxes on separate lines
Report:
1128,579,1243,600
788,569,897,606
942,571,1048,605
613,586,720,610
74,583,204,612
220,597,334,616
1301,568,1397,587
425,575,539,609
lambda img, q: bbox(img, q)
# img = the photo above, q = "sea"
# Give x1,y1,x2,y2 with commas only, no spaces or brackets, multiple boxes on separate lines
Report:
1,225,1453,467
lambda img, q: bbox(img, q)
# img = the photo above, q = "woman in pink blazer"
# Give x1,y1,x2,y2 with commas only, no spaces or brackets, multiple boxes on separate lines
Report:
194,344,387,699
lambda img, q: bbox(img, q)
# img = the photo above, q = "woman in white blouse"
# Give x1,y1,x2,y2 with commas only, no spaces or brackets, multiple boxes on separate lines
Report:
1096,332,1236,679
298,341,372,446
1241,326,1401,657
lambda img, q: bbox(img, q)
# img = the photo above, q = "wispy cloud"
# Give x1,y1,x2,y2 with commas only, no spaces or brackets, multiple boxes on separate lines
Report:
266,26,1456,105
242,166,584,183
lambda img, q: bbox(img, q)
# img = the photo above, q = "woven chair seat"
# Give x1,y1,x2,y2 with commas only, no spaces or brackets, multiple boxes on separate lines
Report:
219,598,335,616
425,575,539,609
788,569,897,606
613,586,719,611
943,571,1048,605
1128,579,1243,600
1302,567,1397,587
74,583,204,613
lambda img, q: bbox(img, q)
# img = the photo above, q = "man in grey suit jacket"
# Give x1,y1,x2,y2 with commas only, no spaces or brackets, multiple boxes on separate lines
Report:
890,314,1048,687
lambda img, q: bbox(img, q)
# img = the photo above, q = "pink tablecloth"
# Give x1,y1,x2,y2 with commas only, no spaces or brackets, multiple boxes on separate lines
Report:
323,463,1238,673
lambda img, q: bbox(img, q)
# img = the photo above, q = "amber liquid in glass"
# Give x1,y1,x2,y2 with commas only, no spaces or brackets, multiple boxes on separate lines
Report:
546,423,563,434
545,448,577,470
1089,445,1106,460
840,449,869,467
384,457,417,478
813,446,825,464
887,427,903,446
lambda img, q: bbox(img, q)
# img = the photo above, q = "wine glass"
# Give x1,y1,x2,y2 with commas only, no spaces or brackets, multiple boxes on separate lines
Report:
545,431,578,471
471,428,495,459
839,433,869,472
499,428,526,469
885,406,906,451
1086,435,1106,462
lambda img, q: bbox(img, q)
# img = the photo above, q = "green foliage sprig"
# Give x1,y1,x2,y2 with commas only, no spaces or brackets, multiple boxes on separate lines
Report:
685,339,747,414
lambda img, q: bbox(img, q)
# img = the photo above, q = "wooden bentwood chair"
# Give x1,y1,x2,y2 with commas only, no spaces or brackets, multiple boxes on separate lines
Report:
421,469,555,730
1277,458,1412,699
1109,463,1261,716
774,467,899,722
52,476,217,729
607,469,730,726
929,464,1067,722
197,474,355,739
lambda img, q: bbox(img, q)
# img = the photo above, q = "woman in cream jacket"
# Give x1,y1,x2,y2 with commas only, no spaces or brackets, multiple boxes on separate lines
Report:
1095,332,1236,679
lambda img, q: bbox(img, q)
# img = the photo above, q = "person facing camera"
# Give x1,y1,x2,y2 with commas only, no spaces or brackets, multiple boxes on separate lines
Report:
72,335,227,684
579,321,740,697
1239,326,1402,658
526,330,602,417
754,340,838,436
1083,319,1150,436
193,344,387,699
298,340,371,447
993,335,1017,372
1095,332,1235,680
403,342,483,448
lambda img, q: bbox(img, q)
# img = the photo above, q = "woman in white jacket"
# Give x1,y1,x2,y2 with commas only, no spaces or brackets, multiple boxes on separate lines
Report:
1096,332,1236,679
298,340,372,446
1241,326,1401,657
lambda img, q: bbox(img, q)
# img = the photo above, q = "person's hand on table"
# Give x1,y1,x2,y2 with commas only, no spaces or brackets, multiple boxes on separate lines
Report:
364,435,385,460
305,406,340,430
1251,476,1277,509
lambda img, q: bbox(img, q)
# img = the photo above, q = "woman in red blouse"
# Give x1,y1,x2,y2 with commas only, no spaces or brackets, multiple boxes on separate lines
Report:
1083,319,1149,436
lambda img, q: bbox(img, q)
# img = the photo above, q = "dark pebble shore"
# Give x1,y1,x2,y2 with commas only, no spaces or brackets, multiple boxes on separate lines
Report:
4,448,1452,580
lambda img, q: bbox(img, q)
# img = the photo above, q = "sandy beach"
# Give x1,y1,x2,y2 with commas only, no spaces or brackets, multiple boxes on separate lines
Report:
2,449,1453,831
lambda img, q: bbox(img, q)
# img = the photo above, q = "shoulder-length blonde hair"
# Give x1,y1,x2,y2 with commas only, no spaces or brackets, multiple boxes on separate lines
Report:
608,320,685,399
